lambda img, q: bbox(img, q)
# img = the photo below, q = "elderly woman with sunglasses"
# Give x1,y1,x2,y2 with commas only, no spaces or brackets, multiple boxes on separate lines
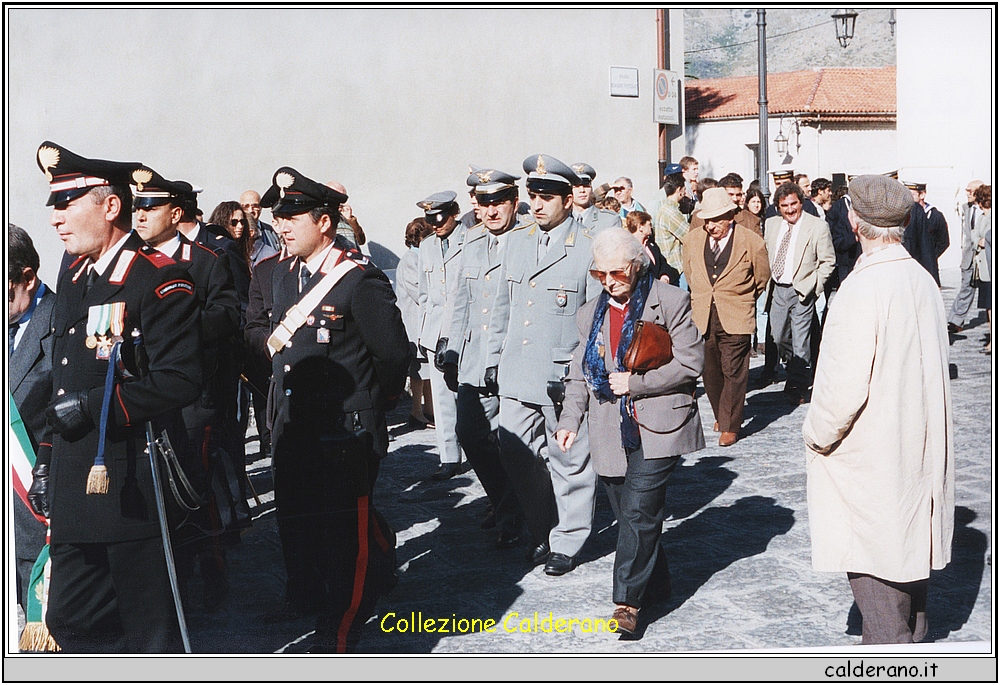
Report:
555,228,705,635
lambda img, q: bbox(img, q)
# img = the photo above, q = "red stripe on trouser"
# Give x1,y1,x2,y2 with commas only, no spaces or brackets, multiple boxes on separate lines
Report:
336,495,370,653
370,512,390,552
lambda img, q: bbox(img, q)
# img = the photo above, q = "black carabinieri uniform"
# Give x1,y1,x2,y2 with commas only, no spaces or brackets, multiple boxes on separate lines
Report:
44,231,201,652
261,246,409,652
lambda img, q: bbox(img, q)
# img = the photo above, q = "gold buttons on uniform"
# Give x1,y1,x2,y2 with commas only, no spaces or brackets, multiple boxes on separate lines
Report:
57,388,65,396
482,324,488,330
530,281,536,288
485,275,491,281
524,320,530,326
527,301,533,306
61,358,68,365
523,339,528,345
284,365,291,372
482,308,488,314
68,327,75,335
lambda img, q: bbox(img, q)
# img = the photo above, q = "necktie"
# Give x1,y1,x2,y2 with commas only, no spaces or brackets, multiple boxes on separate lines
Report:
771,225,793,282
711,238,722,262
441,237,450,257
82,266,98,295
488,236,497,261
299,264,311,293
537,231,550,264
9,322,19,356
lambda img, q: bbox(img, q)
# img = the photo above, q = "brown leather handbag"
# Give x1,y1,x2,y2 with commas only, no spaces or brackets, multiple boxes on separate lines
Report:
623,320,673,372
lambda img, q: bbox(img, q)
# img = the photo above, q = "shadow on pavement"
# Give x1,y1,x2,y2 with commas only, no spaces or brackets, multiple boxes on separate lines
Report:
362,436,531,653
926,506,988,642
741,390,799,438
843,506,987,642
634,495,795,637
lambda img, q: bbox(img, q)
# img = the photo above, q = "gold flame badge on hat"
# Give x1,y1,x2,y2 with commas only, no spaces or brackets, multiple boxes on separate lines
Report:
572,164,585,174
475,170,493,184
131,168,152,191
38,146,60,182
420,201,434,211
535,156,546,175
276,172,295,198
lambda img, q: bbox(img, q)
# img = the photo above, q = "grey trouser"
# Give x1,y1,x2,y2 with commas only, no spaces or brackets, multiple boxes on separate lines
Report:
847,573,928,644
422,346,462,465
948,266,978,327
769,283,815,392
498,398,597,557
455,385,522,533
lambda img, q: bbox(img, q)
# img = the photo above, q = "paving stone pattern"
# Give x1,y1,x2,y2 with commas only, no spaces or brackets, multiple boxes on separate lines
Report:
159,268,994,653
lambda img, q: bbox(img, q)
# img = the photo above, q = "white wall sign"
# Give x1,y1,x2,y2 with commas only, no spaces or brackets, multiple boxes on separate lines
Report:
610,66,639,97
653,69,679,124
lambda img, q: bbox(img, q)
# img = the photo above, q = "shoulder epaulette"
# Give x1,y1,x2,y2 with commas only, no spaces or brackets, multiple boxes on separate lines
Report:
193,241,219,257
109,250,140,284
138,244,177,267
69,255,86,270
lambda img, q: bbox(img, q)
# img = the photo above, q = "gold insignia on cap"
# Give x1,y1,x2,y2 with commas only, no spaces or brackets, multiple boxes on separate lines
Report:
38,146,60,182
572,164,585,173
420,201,433,211
475,170,493,184
536,156,546,175
132,168,153,191
276,172,295,198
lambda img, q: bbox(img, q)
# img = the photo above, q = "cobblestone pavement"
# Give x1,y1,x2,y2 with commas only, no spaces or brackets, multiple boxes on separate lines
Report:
102,268,996,653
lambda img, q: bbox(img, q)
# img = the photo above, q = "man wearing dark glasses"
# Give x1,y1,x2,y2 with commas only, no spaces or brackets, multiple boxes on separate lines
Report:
415,191,465,480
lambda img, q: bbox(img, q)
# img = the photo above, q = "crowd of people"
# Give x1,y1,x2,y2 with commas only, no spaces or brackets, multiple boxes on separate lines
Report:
8,139,991,652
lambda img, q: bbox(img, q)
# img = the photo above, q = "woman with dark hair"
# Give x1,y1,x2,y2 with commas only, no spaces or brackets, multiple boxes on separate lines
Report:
555,228,705,635
624,210,679,285
210,201,253,269
744,187,767,222
396,217,437,428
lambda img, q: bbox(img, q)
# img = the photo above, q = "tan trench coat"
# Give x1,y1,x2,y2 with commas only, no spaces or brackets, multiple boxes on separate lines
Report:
802,244,954,583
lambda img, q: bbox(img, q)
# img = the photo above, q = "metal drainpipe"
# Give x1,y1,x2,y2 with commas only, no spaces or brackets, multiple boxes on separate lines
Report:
657,9,670,183
757,9,769,197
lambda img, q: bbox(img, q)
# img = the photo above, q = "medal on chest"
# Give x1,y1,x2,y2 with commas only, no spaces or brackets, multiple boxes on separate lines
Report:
555,290,568,308
86,302,126,360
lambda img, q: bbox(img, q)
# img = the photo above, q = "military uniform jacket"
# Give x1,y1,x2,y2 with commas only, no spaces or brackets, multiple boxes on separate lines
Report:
576,205,622,233
170,233,241,421
487,216,601,406
47,231,202,544
263,249,409,459
416,227,465,350
244,253,281,361
446,222,514,386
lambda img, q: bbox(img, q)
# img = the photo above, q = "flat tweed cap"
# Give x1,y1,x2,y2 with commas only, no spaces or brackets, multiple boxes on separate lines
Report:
848,175,913,228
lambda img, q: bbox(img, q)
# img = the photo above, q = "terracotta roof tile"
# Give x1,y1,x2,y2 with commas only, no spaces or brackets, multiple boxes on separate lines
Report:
686,67,896,120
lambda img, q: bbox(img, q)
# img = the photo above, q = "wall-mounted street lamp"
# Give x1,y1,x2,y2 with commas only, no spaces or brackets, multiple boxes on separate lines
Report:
774,130,789,157
832,9,858,48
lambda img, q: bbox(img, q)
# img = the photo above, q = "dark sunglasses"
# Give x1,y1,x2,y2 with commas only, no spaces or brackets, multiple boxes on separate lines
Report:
589,269,630,284
230,218,248,227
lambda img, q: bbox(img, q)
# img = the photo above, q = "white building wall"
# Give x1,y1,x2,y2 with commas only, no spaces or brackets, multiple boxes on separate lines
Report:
7,8,665,285
896,8,995,269
687,118,896,191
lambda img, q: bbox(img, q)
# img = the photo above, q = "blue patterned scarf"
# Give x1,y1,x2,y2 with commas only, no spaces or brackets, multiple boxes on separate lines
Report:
581,272,653,452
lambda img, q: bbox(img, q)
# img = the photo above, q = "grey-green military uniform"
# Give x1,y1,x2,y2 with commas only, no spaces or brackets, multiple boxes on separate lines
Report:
575,205,622,233
417,226,466,466
446,221,523,535
486,215,601,556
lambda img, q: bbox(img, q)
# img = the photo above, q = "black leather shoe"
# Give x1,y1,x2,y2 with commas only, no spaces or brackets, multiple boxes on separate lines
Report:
496,529,521,549
526,541,550,565
544,553,574,576
431,463,460,481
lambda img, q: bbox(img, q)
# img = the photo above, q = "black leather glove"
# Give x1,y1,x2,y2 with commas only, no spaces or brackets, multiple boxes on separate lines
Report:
27,462,50,518
46,390,94,442
443,363,459,393
434,338,449,372
547,380,566,406
484,366,499,396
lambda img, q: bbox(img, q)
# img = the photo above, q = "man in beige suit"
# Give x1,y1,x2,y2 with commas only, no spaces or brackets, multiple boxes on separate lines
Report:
683,189,771,446
764,183,835,404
